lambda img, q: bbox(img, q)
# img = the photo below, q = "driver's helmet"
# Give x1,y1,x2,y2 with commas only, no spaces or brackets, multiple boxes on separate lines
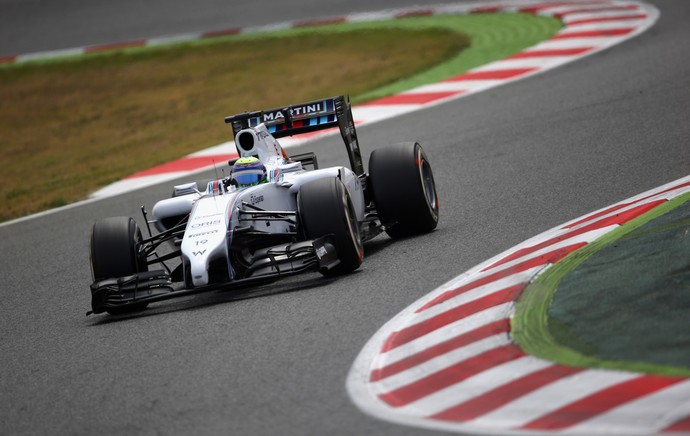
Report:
231,156,267,187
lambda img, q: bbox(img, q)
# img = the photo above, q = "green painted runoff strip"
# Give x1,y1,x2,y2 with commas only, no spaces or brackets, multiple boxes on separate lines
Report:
512,192,690,377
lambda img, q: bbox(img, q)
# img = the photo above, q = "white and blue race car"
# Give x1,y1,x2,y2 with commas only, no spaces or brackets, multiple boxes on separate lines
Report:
89,96,438,315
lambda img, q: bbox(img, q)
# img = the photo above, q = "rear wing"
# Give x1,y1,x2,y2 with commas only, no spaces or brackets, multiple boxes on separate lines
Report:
224,96,364,175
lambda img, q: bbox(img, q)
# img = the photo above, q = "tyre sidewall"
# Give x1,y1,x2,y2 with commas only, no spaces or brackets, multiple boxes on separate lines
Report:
369,142,438,237
90,216,146,281
298,177,363,274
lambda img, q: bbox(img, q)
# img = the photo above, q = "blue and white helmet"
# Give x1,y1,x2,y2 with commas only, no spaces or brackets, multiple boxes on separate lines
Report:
231,156,267,187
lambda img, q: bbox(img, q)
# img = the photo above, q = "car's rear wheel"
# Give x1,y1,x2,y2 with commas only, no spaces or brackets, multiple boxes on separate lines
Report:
368,142,439,238
90,216,149,314
298,177,363,276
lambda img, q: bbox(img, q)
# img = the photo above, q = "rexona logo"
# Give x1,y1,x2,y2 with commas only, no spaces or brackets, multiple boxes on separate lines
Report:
263,103,323,122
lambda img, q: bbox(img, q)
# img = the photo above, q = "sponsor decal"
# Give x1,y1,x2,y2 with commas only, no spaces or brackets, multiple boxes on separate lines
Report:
250,194,264,205
262,102,323,122
188,229,219,238
257,130,270,140
263,111,284,122
292,103,322,117
193,212,223,220
191,219,221,229
269,168,283,183
316,246,328,259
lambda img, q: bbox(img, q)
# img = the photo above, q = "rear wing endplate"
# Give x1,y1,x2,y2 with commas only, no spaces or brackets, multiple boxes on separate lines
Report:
224,96,364,175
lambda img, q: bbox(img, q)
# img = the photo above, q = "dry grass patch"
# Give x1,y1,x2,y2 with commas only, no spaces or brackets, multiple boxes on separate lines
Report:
0,28,467,222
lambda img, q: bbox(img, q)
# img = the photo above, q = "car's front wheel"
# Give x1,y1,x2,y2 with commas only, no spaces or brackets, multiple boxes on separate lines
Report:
298,177,363,276
90,216,149,314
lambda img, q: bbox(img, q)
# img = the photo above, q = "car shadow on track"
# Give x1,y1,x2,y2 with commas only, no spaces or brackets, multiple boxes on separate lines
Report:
87,235,397,325
87,275,336,325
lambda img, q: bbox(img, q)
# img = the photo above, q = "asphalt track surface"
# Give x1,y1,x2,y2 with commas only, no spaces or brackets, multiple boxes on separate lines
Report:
1,1,689,435
0,0,484,58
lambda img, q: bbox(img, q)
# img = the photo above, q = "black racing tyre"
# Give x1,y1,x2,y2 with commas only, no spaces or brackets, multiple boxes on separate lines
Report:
90,216,149,314
298,177,363,276
368,142,439,238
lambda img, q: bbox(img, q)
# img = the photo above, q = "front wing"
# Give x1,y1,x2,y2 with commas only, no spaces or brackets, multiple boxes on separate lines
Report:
88,235,339,315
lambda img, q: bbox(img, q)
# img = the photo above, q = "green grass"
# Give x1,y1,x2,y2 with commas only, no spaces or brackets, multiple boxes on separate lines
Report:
0,13,562,222
512,192,690,377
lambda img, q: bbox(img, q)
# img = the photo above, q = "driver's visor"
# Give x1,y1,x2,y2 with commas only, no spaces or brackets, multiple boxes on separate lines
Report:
233,170,264,186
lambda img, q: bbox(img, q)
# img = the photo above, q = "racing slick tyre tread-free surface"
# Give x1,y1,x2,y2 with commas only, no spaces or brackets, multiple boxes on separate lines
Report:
90,216,149,314
298,177,363,276
368,142,439,238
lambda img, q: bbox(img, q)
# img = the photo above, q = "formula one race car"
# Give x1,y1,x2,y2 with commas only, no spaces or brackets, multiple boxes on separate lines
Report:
89,96,438,315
